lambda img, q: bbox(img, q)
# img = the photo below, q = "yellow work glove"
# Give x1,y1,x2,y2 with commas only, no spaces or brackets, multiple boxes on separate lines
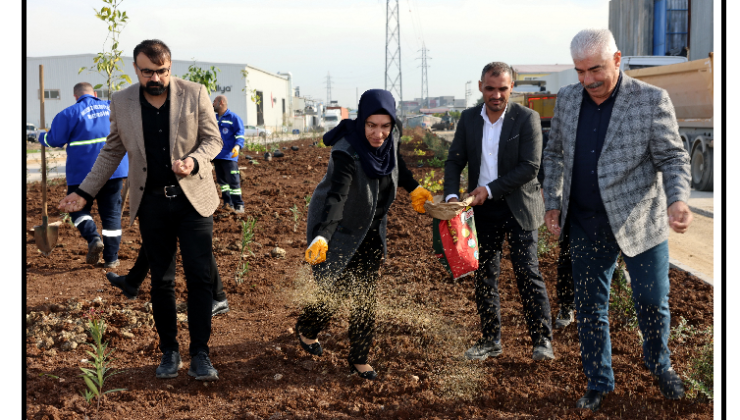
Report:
409,185,434,214
230,146,240,158
305,236,328,265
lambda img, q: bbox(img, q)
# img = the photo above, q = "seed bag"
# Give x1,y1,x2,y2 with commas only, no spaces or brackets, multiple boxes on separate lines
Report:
424,196,479,280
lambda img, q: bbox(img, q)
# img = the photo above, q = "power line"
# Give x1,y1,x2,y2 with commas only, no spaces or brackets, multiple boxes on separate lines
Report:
405,0,422,50
411,0,426,45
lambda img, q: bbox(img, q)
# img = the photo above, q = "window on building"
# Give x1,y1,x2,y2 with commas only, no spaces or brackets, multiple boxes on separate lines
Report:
282,98,285,114
94,89,109,99
39,89,61,100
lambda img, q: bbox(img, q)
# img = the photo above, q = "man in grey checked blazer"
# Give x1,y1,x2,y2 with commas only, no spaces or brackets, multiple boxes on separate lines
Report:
543,29,693,411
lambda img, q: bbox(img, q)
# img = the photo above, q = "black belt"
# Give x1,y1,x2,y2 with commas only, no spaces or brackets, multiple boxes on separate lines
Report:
146,184,182,198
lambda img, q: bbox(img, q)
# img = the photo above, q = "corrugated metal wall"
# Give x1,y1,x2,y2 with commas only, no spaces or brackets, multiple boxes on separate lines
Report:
609,0,713,59
666,0,689,55
609,0,654,56
690,0,714,60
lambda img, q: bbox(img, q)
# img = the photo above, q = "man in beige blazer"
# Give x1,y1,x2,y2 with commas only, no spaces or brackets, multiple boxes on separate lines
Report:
59,39,223,381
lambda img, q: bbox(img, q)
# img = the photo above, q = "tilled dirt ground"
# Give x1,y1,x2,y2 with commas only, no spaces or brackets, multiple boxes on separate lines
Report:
25,133,713,419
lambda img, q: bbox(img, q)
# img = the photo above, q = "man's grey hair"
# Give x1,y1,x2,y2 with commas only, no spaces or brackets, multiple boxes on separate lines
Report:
570,28,618,62
73,82,94,97
480,62,514,81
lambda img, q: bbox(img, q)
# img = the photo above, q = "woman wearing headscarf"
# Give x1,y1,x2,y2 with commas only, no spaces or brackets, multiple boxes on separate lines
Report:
295,89,433,380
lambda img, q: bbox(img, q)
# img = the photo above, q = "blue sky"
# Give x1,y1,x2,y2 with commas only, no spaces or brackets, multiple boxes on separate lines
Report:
26,0,610,107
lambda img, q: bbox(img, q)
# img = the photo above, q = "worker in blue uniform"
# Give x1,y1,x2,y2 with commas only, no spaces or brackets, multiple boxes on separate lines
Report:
212,95,246,213
40,82,129,267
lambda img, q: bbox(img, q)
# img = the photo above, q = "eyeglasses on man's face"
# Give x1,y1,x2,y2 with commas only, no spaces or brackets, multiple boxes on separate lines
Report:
138,67,170,78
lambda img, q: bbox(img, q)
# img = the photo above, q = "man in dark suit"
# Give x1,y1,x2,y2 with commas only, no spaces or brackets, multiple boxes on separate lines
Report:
444,62,554,361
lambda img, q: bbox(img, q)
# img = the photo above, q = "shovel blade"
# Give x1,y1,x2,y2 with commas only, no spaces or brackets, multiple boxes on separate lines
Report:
34,222,60,256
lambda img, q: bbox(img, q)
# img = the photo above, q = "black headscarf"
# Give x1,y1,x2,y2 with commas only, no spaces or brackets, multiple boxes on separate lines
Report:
322,89,397,179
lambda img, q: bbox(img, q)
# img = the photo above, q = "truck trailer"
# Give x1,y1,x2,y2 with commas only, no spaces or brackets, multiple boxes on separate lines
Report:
625,53,714,191
324,106,349,131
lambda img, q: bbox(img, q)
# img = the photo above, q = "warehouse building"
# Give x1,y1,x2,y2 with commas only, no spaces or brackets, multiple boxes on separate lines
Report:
511,64,573,81
608,0,713,60
26,54,295,133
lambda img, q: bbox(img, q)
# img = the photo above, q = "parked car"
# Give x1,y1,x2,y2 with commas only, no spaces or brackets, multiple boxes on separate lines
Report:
27,122,37,142
244,125,272,138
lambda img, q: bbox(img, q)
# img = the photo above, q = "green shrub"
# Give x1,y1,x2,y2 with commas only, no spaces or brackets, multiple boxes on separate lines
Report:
684,326,713,400
418,170,443,193
537,225,555,256
78,308,126,412
427,156,445,168
245,142,267,153
422,131,450,161
609,258,639,331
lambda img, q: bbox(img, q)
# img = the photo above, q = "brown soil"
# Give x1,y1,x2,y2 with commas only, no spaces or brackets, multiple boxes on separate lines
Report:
25,131,713,419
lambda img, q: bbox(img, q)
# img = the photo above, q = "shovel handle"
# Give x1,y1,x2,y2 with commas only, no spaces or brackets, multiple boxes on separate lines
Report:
41,140,47,219
39,64,48,219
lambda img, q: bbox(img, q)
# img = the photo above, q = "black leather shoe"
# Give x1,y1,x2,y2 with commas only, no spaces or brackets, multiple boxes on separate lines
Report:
155,351,182,379
350,363,378,381
103,259,120,269
296,323,323,356
188,351,219,381
532,337,555,360
212,299,230,316
554,304,575,329
463,338,503,360
655,368,685,399
86,238,104,264
576,389,606,411
106,272,138,299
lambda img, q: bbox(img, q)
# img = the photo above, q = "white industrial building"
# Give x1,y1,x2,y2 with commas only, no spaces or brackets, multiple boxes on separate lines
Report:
26,54,297,133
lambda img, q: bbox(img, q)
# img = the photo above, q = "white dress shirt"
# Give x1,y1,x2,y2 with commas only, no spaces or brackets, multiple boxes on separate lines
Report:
446,104,507,202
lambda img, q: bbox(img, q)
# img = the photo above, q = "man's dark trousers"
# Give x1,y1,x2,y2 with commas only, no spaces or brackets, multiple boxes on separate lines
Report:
137,191,214,356
473,197,552,344
67,178,123,264
556,230,574,307
124,244,226,301
214,159,243,208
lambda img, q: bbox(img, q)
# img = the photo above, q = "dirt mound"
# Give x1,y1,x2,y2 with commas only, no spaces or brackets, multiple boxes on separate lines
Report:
25,134,713,419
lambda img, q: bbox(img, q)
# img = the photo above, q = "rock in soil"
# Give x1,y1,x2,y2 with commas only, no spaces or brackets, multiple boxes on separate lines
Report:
270,247,286,258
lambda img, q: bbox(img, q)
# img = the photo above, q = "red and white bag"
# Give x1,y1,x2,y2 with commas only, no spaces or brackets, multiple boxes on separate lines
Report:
425,196,479,280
